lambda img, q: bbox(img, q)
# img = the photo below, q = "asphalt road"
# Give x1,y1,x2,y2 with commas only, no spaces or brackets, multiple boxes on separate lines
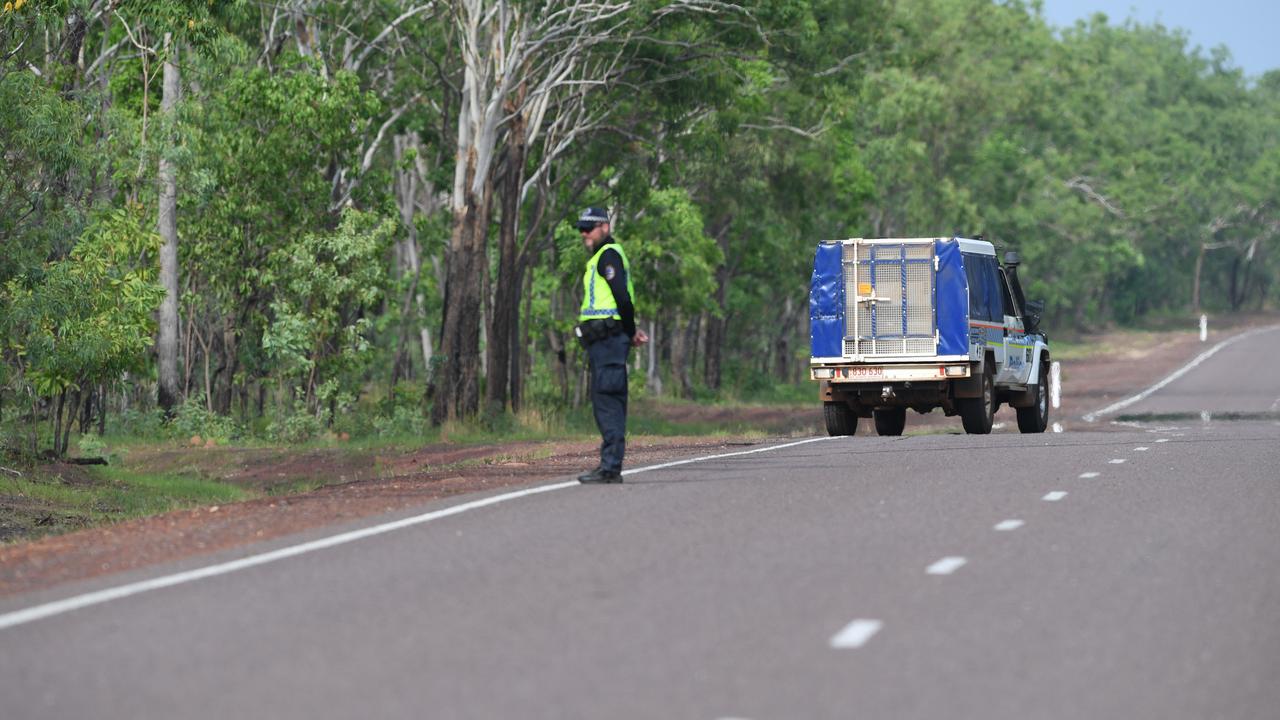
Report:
3,328,1279,720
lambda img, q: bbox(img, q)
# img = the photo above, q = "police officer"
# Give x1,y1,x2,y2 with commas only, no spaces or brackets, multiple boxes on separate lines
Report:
574,207,648,484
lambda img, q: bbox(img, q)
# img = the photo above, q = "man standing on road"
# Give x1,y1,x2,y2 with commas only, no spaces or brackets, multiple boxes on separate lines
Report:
574,207,648,484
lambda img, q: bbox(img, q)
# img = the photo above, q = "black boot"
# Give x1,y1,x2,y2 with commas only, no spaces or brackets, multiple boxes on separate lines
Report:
577,467,623,484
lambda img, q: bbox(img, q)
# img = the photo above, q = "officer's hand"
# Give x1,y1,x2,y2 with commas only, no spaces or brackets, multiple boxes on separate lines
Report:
632,328,649,346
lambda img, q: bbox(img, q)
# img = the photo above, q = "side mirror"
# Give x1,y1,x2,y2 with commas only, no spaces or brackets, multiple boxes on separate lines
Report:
1024,299,1044,334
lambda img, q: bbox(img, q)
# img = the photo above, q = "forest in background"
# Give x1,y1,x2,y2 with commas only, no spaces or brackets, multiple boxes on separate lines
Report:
3,0,1278,456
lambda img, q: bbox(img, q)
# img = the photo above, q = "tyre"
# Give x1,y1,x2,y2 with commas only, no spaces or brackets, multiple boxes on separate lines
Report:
1017,360,1050,433
823,401,858,436
873,407,906,436
959,366,995,434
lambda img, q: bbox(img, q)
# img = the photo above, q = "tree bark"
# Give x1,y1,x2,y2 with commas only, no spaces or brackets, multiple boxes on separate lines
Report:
487,90,528,414
773,295,796,382
431,174,491,424
391,133,437,383
1192,242,1206,313
217,314,239,415
670,313,695,399
156,33,182,415
702,219,733,389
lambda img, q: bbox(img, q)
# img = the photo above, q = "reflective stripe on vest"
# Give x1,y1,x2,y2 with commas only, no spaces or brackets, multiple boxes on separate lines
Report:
579,242,633,321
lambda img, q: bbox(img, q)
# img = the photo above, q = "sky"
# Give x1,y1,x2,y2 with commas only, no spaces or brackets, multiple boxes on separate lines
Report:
1040,0,1280,77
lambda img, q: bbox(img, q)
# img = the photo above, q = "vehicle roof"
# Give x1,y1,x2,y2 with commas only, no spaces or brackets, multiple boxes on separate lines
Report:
822,236,997,256
953,237,995,256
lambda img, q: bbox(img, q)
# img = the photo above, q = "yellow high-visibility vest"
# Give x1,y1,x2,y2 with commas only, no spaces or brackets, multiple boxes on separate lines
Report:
579,242,634,321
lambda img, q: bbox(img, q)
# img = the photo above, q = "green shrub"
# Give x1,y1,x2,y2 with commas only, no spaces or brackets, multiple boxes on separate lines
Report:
266,402,324,444
111,408,167,437
171,396,240,442
370,405,427,438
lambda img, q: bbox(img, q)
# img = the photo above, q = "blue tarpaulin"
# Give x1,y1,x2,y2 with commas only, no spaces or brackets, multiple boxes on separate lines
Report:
809,242,844,357
934,239,970,356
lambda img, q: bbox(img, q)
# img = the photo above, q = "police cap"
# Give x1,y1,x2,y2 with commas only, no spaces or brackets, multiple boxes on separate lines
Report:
575,207,610,230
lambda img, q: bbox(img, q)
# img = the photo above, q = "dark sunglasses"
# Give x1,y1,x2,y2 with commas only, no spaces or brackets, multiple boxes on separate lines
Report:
578,223,599,233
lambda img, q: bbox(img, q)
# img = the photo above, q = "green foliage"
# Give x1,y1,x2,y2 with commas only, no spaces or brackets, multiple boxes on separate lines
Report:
110,408,168,439
371,405,428,439
265,401,326,444
626,187,724,318
261,208,394,409
171,397,241,443
0,66,99,283
2,207,163,399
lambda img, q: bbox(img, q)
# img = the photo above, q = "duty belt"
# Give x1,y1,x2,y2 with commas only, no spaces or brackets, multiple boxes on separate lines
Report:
575,318,621,346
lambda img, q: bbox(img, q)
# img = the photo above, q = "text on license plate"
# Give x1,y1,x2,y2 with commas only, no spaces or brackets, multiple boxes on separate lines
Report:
836,366,882,379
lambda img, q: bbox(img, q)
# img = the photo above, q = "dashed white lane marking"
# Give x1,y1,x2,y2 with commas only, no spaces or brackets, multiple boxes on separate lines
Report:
1134,447,1149,451
1156,438,1170,443
1082,324,1280,421
1109,458,1127,464
0,437,836,632
994,519,1025,531
1043,491,1068,501
830,619,884,649
1079,472,1100,479
926,557,968,575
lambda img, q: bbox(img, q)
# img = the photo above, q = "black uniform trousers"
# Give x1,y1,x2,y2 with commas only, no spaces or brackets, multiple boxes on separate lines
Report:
586,331,631,472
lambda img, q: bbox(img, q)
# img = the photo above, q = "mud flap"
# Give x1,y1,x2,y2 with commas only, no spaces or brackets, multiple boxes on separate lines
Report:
950,358,986,399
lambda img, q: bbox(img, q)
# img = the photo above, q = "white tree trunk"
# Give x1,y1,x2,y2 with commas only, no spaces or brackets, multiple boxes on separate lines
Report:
156,33,181,414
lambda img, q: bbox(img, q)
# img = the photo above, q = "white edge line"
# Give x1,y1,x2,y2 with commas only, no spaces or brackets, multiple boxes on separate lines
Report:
622,436,832,476
1,437,834,631
830,618,883,649
1083,324,1280,422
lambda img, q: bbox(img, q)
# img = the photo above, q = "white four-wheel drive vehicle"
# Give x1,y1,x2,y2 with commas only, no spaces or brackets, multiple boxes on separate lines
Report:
808,236,1050,436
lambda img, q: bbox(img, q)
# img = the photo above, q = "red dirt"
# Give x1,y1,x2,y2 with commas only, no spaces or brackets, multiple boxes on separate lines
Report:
2,316,1274,598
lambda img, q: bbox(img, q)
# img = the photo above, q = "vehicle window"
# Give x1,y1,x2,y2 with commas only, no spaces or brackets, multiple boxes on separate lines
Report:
998,269,1019,319
964,254,1003,322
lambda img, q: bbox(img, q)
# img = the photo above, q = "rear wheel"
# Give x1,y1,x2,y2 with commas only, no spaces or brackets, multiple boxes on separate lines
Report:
959,367,995,434
823,401,858,436
1017,361,1050,433
873,407,906,436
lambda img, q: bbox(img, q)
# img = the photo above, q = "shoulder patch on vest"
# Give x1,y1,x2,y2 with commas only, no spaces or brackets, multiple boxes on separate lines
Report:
604,264,616,281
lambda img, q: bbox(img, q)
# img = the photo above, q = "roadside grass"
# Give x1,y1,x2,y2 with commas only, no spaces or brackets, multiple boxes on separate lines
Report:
1051,327,1195,362
0,463,250,544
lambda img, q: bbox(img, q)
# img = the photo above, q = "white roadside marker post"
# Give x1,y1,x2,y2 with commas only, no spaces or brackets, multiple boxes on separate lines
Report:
1050,361,1061,410
1200,314,1207,342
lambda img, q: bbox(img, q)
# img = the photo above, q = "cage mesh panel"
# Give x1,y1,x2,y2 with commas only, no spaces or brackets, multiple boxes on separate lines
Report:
904,244,933,260
874,263,903,336
856,260,872,339
847,337,935,355
905,262,933,335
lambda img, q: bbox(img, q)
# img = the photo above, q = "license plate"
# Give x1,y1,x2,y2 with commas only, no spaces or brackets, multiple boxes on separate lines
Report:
835,366,883,380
